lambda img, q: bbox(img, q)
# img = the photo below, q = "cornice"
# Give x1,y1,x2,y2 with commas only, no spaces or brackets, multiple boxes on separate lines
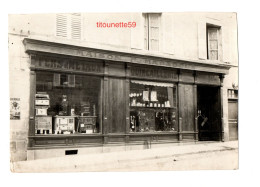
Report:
23,37,231,75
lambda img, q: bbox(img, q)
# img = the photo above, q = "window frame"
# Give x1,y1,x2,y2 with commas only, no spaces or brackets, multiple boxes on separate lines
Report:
129,79,178,133
34,71,103,135
206,24,222,61
144,13,161,51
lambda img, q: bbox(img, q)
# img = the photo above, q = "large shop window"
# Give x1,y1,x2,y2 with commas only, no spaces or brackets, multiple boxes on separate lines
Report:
130,80,177,133
35,72,102,135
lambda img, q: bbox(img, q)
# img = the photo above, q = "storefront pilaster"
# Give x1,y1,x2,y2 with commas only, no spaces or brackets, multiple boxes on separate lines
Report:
103,61,109,143
177,82,183,141
219,74,225,142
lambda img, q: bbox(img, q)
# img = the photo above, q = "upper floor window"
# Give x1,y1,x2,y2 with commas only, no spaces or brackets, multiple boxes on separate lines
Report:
56,13,82,40
207,25,222,60
144,13,161,51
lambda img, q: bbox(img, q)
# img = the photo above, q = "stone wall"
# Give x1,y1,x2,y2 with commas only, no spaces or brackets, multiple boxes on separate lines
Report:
9,31,30,161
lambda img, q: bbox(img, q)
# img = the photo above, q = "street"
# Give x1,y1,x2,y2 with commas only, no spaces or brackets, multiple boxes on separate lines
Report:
11,141,238,172
88,149,238,171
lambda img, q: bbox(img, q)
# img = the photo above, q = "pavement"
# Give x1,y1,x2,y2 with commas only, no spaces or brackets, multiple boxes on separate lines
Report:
11,140,238,172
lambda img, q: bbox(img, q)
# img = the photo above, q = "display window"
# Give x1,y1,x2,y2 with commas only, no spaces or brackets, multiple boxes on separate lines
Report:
129,80,178,133
35,71,102,135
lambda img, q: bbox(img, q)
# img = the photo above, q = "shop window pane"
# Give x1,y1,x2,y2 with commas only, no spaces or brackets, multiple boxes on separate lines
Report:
130,81,178,132
35,72,102,135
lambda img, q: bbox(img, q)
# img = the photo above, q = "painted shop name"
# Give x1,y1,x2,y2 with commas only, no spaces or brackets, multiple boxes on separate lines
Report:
32,57,103,73
131,67,177,80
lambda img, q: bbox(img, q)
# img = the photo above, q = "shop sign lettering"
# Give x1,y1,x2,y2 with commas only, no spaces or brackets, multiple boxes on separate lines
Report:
77,50,124,62
32,56,103,73
131,67,177,80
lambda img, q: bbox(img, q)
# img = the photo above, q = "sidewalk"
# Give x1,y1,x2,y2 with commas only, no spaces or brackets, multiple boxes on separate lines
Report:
11,141,238,172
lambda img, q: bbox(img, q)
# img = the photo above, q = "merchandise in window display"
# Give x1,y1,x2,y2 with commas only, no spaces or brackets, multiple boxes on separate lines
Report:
80,101,91,116
59,95,68,116
54,116,75,134
150,91,158,101
130,109,176,132
36,72,102,135
77,116,97,134
35,93,52,134
130,82,177,132
143,91,149,101
76,101,98,134
35,116,52,134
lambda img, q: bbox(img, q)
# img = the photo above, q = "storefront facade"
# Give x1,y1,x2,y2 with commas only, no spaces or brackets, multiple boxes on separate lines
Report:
22,38,230,160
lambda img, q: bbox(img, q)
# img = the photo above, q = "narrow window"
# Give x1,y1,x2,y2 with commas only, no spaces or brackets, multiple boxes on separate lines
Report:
144,13,160,51
207,25,221,60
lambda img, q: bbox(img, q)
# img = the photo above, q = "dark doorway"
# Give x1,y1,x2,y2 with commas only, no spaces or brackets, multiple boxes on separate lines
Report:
197,86,221,141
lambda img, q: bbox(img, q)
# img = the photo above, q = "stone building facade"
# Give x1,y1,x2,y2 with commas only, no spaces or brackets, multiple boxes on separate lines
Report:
9,13,238,161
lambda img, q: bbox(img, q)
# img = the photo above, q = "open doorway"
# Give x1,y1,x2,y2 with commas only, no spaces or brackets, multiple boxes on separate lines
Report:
197,86,221,141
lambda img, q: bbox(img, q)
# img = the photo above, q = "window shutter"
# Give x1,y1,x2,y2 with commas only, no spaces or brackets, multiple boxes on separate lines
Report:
68,75,75,87
162,14,174,54
53,73,60,87
71,13,81,40
198,21,207,60
56,14,68,38
131,13,144,50
221,25,229,63
56,13,81,40
144,14,149,50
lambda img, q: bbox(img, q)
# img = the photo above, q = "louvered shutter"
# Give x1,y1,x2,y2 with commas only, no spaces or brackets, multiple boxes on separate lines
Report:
71,13,81,40
56,14,68,38
53,74,60,87
68,75,75,87
162,14,174,54
221,26,229,63
130,13,143,50
56,13,81,40
144,14,149,50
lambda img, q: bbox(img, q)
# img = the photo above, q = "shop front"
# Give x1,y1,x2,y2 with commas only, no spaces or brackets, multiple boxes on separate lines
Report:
24,38,230,159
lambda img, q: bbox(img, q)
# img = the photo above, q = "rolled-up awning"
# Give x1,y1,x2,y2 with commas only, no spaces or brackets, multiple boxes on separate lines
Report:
131,80,174,87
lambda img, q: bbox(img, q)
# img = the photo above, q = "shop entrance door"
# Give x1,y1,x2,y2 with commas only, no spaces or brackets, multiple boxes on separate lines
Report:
228,100,238,140
197,86,221,141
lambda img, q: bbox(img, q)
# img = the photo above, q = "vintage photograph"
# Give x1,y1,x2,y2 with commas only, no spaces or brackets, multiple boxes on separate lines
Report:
8,12,238,172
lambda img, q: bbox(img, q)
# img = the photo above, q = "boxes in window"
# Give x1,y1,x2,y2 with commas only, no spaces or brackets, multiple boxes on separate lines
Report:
35,107,48,116
54,116,75,134
35,93,50,106
81,102,91,116
78,116,97,133
35,116,52,134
